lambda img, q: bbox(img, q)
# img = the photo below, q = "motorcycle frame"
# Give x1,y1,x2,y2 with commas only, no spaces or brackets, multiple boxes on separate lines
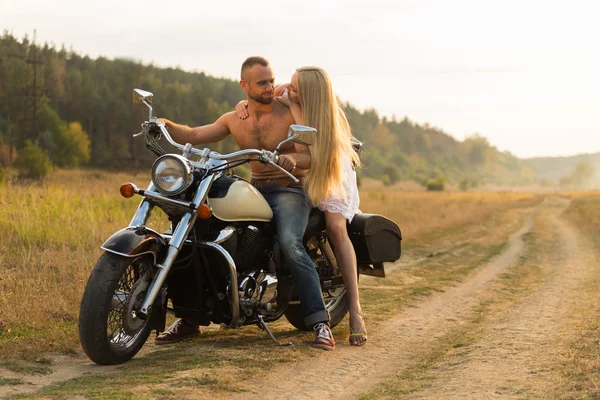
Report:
103,89,319,330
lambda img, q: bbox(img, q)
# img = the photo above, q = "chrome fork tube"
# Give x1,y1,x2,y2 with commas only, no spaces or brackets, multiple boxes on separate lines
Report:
198,242,239,328
137,176,214,318
129,182,155,227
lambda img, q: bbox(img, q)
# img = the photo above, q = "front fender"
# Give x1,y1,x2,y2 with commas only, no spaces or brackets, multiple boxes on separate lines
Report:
101,226,167,264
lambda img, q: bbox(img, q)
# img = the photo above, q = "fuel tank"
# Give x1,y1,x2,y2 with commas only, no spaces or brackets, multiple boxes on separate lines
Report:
207,175,273,222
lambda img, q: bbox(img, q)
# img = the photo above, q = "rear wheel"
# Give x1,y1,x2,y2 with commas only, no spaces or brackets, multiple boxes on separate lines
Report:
284,237,357,331
284,284,351,331
78,252,155,365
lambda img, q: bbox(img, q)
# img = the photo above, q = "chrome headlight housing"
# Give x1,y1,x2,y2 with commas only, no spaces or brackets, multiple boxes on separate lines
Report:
151,154,194,196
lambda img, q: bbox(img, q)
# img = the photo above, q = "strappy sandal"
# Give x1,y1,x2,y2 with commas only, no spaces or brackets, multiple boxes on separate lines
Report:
349,316,367,347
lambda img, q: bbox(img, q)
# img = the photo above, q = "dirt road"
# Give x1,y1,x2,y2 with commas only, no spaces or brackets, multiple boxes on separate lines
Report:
2,196,599,399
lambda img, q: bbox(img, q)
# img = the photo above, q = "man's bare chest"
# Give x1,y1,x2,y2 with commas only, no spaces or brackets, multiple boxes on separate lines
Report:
232,117,291,151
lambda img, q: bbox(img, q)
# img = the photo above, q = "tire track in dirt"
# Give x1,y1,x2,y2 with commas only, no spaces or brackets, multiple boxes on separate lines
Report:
224,205,538,399
414,197,600,399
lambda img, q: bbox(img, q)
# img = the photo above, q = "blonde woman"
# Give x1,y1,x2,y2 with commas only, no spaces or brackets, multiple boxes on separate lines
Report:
236,66,366,346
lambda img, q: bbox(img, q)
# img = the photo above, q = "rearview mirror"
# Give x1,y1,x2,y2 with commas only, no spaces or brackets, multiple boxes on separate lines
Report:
133,88,154,105
287,125,317,146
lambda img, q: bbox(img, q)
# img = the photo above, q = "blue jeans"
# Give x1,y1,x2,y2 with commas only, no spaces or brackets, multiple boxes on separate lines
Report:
257,184,329,327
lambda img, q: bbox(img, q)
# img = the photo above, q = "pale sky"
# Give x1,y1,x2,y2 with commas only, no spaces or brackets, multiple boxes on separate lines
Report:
1,0,599,158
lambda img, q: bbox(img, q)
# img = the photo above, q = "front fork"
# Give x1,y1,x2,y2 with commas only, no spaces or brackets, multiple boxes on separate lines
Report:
134,178,214,319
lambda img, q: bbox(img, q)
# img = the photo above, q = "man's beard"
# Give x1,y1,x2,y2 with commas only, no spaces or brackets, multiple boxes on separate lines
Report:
249,92,273,105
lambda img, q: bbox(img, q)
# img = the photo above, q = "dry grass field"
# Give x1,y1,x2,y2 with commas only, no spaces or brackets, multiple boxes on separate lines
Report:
2,170,600,399
0,170,539,359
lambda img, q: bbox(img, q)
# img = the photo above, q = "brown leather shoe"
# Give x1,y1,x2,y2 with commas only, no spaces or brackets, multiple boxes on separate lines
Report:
154,319,200,345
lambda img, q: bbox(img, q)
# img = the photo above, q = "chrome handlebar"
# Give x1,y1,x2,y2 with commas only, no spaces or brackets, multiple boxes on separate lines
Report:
138,119,298,183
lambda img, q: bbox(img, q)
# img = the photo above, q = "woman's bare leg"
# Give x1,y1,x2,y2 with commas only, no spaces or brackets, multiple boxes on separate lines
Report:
325,211,367,346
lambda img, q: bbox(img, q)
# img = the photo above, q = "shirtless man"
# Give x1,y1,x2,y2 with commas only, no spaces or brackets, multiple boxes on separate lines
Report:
154,56,335,350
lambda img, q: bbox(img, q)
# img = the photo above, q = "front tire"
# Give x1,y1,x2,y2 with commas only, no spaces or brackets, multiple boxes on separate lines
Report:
78,252,155,365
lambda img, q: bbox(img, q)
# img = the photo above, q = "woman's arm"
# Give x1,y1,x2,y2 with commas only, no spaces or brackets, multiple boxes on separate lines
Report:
288,102,304,125
276,88,304,125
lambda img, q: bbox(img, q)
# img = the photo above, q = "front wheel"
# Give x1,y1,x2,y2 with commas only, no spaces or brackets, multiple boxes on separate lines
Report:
78,252,155,365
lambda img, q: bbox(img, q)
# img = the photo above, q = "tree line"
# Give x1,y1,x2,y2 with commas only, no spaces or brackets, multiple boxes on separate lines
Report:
1,32,540,187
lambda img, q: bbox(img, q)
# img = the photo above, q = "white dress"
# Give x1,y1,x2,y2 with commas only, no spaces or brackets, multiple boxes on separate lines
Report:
318,151,360,223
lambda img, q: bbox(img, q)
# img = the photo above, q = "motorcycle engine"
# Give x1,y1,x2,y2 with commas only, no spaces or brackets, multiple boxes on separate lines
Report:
219,224,268,271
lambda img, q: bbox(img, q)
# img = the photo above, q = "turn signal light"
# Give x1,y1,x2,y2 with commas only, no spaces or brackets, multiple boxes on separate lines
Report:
120,183,136,198
197,203,213,219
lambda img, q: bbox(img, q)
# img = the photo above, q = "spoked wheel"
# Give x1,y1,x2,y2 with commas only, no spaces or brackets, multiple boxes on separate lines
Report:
284,280,351,331
284,235,357,331
79,252,155,365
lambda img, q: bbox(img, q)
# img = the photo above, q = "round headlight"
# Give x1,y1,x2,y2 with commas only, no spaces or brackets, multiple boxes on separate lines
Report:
151,155,194,195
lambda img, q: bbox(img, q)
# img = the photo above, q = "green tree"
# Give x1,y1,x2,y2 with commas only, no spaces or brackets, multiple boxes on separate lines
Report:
466,135,491,166
380,174,391,186
0,32,545,187
55,122,91,167
13,140,53,179
383,165,401,185
426,176,446,191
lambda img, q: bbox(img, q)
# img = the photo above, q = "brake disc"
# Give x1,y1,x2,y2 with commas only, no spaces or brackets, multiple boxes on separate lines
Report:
121,276,151,335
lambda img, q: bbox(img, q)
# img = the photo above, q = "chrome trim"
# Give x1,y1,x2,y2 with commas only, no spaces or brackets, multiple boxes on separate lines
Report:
102,248,159,265
140,190,195,209
197,241,239,328
156,122,264,162
129,182,155,227
195,173,215,205
169,213,196,251
138,184,209,317
151,154,194,196
257,273,278,304
209,148,262,160
158,124,192,154
215,227,236,244
138,212,197,316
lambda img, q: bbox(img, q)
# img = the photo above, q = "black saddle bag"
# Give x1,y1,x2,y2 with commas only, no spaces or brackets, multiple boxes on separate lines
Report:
348,213,402,264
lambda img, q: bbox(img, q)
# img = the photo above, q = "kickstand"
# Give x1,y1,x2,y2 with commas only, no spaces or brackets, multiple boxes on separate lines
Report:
256,314,292,346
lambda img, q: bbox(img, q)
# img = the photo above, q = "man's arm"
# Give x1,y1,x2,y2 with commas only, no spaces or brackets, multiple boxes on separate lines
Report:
292,143,311,170
278,143,311,171
159,114,231,146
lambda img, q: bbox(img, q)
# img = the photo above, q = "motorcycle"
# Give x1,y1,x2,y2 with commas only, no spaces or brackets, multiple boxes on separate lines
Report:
78,88,402,365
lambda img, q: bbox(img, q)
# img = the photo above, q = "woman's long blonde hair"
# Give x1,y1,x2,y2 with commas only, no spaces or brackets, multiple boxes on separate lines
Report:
296,66,360,205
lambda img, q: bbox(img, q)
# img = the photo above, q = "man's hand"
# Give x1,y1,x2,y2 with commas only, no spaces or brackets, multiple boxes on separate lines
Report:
276,154,297,173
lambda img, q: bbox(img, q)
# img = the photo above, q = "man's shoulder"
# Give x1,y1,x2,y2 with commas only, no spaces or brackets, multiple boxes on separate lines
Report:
217,111,242,130
219,111,238,123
